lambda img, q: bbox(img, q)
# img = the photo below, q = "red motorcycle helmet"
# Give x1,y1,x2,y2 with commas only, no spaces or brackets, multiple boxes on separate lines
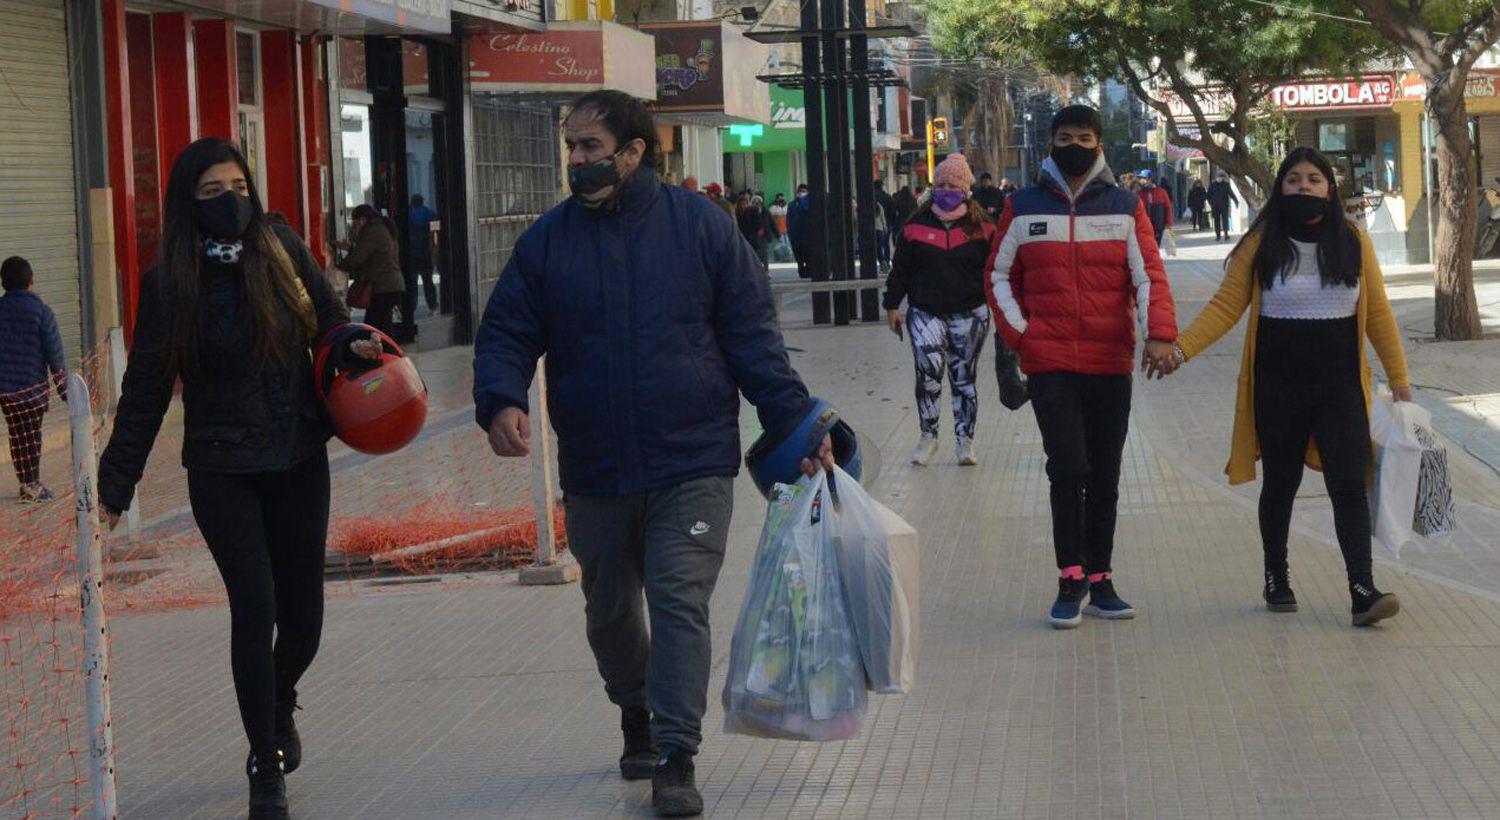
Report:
313,324,428,454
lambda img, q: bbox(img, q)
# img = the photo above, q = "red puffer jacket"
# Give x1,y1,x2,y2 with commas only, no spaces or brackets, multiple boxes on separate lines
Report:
985,157,1178,376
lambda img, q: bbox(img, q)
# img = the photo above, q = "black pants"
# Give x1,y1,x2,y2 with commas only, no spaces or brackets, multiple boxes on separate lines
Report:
1254,316,1372,581
0,391,44,486
1029,373,1133,574
365,291,401,338
188,450,330,758
1191,206,1207,231
1212,208,1230,239
409,251,438,312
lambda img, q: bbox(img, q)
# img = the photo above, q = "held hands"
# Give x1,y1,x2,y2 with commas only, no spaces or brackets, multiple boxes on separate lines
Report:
1141,339,1181,380
887,309,904,340
800,434,835,477
488,407,531,457
1392,386,1413,402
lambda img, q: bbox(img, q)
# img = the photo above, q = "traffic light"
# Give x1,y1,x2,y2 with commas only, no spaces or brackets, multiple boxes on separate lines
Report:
930,117,949,147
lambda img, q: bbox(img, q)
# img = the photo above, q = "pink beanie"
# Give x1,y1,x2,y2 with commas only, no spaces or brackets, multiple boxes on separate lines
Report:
933,153,975,190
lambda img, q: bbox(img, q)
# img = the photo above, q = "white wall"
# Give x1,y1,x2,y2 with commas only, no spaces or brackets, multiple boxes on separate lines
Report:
681,124,724,185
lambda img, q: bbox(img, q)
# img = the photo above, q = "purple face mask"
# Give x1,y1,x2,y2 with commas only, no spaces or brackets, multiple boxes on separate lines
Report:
933,188,965,212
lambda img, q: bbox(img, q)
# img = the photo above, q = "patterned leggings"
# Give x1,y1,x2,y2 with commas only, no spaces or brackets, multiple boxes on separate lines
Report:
908,305,990,439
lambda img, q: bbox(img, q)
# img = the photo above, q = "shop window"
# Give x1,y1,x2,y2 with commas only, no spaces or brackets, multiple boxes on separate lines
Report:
236,32,258,106
236,30,267,201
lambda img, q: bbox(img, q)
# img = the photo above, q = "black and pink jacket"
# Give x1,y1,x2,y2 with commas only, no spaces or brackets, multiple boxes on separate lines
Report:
882,208,996,315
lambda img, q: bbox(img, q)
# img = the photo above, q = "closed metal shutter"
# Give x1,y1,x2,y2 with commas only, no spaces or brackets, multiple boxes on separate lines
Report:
472,97,559,306
0,0,82,362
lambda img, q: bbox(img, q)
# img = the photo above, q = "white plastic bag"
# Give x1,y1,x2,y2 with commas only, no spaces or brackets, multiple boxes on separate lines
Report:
723,472,867,741
1369,394,1431,556
827,466,919,694
1163,227,1178,257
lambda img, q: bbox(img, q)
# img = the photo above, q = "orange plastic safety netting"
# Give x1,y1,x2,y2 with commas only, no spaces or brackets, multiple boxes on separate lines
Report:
2,342,561,817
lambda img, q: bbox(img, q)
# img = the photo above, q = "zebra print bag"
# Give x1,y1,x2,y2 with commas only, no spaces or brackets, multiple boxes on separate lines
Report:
1411,424,1457,538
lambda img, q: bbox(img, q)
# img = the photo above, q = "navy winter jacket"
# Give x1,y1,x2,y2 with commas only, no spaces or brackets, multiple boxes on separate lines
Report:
0,290,66,401
473,167,811,497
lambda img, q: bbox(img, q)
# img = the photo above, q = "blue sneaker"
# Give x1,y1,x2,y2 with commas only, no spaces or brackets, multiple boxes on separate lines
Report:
1049,577,1088,629
1084,578,1136,620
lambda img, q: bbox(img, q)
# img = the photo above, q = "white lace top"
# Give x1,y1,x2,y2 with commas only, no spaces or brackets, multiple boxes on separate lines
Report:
1260,240,1361,319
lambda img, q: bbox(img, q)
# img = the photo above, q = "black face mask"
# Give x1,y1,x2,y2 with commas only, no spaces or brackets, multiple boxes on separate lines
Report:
193,191,255,239
1282,193,1329,225
1052,143,1098,178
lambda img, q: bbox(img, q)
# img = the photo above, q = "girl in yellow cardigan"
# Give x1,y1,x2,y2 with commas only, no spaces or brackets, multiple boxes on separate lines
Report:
1165,148,1411,627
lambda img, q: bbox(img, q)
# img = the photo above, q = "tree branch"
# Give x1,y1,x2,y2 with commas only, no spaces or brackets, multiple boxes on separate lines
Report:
1452,3,1500,75
1348,0,1440,68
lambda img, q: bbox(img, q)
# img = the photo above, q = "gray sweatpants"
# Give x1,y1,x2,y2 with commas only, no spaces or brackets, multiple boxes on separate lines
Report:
563,476,734,755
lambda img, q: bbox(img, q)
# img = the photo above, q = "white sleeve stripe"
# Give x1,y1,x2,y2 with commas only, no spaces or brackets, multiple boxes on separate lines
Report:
1125,223,1152,339
989,223,1028,334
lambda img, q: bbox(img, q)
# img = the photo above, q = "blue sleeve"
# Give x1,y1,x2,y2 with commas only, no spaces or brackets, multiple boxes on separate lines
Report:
40,304,65,376
472,233,547,431
708,210,810,436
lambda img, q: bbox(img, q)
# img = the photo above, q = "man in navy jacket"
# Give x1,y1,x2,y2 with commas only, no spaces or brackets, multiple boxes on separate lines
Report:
473,91,828,818
0,256,67,503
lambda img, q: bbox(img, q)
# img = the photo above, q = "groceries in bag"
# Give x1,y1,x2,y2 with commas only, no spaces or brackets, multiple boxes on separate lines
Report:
827,466,919,694
723,474,867,741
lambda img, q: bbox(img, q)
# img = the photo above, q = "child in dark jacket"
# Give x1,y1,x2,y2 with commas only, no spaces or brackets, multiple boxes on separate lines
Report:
0,256,67,503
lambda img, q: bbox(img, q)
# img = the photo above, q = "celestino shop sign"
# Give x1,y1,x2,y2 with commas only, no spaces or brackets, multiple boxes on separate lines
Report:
469,31,605,88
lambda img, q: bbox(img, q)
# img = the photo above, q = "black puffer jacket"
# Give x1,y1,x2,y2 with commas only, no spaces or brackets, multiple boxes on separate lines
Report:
98,225,350,513
883,208,996,315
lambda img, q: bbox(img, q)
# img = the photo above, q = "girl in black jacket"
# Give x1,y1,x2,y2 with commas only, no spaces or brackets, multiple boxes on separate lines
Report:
97,138,379,820
883,153,996,468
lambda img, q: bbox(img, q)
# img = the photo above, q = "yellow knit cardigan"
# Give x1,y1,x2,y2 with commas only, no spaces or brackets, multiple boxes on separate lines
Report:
1176,229,1411,485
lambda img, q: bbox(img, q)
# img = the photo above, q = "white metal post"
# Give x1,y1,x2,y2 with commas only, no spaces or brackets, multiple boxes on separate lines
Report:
67,374,118,819
518,358,577,585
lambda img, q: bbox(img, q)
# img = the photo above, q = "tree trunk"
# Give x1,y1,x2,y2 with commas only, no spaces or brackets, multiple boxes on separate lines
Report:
1429,83,1485,340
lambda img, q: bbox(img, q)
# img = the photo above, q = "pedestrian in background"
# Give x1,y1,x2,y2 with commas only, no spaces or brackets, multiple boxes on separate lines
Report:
706,182,735,219
96,137,381,819
1209,171,1239,242
407,194,439,315
681,176,699,193
884,153,994,467
1188,180,1210,232
1137,169,1173,243
334,204,405,337
987,105,1178,629
1167,147,1408,627
473,90,831,818
737,193,770,270
787,183,815,279
874,180,898,272
893,184,918,230
0,256,67,504
972,171,1004,220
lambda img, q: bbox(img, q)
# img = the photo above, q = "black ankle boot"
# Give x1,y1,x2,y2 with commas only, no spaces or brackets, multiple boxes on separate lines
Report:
620,706,657,781
995,346,1029,410
652,748,703,817
246,751,289,819
1350,577,1400,626
1263,569,1298,613
275,701,302,774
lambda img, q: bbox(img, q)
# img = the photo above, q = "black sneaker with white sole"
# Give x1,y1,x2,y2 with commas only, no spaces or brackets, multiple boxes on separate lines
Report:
1351,579,1400,626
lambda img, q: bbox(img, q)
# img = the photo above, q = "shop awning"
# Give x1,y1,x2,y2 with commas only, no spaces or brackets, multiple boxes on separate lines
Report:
634,20,771,126
467,21,656,99
171,0,453,34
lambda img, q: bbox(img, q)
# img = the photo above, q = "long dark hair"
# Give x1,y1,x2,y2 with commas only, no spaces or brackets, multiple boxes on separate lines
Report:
156,138,316,375
351,204,398,244
1234,147,1361,290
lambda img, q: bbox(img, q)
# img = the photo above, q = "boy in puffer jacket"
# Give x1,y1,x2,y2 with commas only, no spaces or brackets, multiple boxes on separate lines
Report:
984,105,1178,629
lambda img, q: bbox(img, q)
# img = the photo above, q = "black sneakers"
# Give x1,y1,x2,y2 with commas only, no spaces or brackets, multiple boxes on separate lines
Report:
652,748,704,817
1351,579,1400,626
246,751,290,819
1264,570,1298,613
620,706,658,781
275,702,303,775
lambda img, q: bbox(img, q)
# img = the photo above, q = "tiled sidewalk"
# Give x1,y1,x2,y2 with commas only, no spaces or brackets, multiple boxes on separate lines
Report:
103,233,1500,819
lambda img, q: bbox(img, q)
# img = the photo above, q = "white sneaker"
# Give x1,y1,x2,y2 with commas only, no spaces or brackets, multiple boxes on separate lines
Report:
910,434,939,466
956,438,978,466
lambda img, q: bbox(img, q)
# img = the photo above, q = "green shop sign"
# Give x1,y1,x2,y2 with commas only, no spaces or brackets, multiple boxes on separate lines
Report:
723,86,806,153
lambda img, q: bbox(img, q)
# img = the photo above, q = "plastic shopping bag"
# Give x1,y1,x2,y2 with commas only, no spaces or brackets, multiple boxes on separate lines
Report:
1163,227,1178,257
723,472,867,741
827,466,919,694
1370,393,1454,555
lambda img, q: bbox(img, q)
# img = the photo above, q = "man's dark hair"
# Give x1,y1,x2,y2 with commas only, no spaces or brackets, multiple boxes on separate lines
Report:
979,172,993,182
1051,104,1103,138
412,194,425,206
1,256,33,291
568,90,660,168
797,183,808,191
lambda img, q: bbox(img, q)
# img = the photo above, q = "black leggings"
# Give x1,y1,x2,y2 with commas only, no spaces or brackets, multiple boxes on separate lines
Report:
188,450,330,757
1254,316,1372,581
0,391,44,486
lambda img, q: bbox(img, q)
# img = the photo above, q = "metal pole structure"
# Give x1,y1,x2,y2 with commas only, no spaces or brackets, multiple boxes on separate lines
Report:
68,374,118,820
517,358,578,585
800,0,833,325
848,0,881,322
927,119,936,181
822,0,853,326
1423,110,1436,264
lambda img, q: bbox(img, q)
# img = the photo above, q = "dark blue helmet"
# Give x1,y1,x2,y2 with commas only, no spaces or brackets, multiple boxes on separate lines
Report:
745,397,862,498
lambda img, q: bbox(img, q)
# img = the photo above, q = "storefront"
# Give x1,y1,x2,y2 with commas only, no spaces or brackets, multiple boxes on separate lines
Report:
636,20,770,190
721,85,806,198
461,19,655,307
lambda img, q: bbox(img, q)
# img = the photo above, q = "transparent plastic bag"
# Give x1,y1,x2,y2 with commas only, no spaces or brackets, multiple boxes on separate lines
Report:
828,466,919,694
723,472,867,741
1370,393,1434,555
